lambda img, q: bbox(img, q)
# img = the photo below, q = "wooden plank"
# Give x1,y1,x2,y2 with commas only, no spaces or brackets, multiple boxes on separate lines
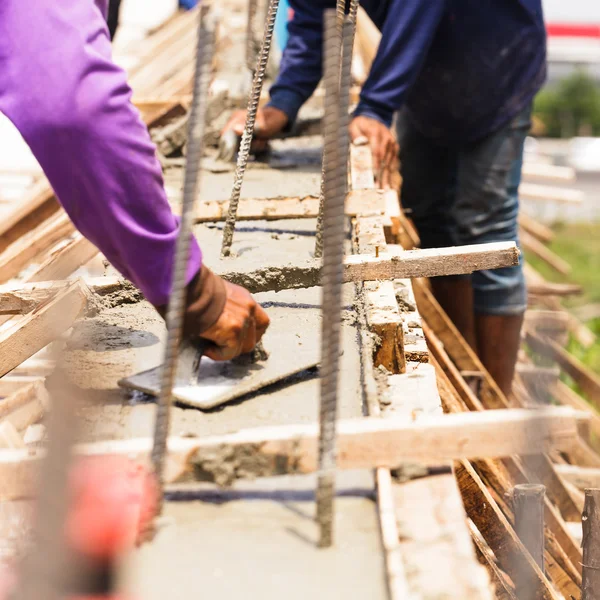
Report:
364,281,405,374
0,212,75,284
0,179,61,253
0,376,44,398
375,469,412,600
520,182,583,204
392,467,493,597
350,142,375,189
435,358,584,585
0,408,586,499
468,520,518,600
419,281,585,524
519,213,554,243
26,234,98,283
522,163,576,182
528,281,583,297
551,380,600,454
0,280,89,378
217,241,520,294
456,460,562,600
0,422,25,450
521,230,571,275
527,331,600,407
556,464,600,491
0,381,49,432
525,310,569,334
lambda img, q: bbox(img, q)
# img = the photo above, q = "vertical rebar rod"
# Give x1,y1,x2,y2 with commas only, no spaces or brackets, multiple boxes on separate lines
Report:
246,0,259,72
315,9,350,549
315,2,355,258
151,6,214,504
221,0,280,257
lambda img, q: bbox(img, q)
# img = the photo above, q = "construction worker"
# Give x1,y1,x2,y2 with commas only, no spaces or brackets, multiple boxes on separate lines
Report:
224,0,547,396
0,0,270,361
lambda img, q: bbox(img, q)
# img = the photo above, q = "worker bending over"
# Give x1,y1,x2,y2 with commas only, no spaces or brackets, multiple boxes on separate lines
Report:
225,0,547,396
0,0,269,360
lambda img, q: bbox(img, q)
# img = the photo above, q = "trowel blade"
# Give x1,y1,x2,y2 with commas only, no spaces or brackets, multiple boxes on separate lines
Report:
119,342,319,411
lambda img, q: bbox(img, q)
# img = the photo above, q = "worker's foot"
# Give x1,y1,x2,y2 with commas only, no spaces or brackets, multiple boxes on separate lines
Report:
475,313,524,398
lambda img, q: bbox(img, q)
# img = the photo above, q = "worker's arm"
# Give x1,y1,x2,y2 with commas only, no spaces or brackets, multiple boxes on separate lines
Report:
350,0,446,187
221,0,334,145
0,0,268,357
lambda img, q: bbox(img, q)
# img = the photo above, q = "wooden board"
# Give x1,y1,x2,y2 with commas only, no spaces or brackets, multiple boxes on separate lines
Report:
0,407,586,499
0,280,89,378
217,241,520,294
0,212,75,284
26,234,98,283
0,381,48,432
520,183,583,204
527,331,600,408
521,230,571,275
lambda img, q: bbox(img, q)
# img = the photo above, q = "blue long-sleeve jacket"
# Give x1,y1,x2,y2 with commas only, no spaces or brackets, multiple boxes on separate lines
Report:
268,0,547,143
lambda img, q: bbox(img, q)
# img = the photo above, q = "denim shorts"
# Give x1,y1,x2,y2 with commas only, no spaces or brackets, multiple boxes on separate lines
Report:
396,107,530,316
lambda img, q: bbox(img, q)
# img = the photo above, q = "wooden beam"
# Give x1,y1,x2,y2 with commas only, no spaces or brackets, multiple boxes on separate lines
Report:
520,182,583,204
468,520,518,600
456,460,562,600
0,212,75,284
521,230,571,275
0,381,49,432
550,380,600,454
0,408,586,499
0,179,61,253
528,281,583,297
519,213,554,243
522,163,576,182
0,280,90,378
26,234,98,283
556,465,600,491
526,331,600,407
217,241,520,294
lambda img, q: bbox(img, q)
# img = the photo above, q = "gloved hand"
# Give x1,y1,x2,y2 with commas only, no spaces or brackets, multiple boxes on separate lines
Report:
221,106,289,153
156,266,270,361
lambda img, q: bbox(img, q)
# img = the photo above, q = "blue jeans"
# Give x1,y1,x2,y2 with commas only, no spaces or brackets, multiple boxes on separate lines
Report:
397,108,530,316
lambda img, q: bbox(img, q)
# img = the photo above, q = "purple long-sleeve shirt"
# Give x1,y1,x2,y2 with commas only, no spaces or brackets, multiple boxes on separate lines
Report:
0,0,202,306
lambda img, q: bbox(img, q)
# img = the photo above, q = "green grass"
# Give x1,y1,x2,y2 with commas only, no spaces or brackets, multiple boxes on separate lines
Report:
524,221,600,375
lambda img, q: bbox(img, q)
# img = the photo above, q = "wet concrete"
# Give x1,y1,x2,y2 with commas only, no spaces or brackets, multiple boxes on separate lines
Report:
66,201,387,598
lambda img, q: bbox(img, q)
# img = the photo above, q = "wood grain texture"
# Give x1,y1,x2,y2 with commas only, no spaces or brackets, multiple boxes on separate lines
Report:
26,234,98,283
217,242,520,293
0,280,89,378
527,331,600,407
0,212,75,284
0,408,585,499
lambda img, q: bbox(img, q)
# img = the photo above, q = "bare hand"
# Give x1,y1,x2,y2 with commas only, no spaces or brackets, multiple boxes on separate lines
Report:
200,281,270,361
221,106,289,153
349,116,399,189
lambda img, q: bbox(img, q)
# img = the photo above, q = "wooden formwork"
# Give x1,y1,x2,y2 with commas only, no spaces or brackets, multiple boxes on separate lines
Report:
0,4,599,599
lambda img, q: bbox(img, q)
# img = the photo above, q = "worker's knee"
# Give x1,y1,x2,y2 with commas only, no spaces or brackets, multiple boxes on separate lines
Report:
472,262,527,316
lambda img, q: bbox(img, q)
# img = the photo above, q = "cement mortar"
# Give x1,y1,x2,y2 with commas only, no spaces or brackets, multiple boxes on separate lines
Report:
122,473,387,600
62,134,386,598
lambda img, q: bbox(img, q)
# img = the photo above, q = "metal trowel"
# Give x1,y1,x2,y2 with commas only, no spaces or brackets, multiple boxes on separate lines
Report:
119,337,319,411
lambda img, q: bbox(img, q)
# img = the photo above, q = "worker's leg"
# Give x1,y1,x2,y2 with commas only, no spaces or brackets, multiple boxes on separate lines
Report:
397,112,477,349
455,108,531,397
0,0,201,306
